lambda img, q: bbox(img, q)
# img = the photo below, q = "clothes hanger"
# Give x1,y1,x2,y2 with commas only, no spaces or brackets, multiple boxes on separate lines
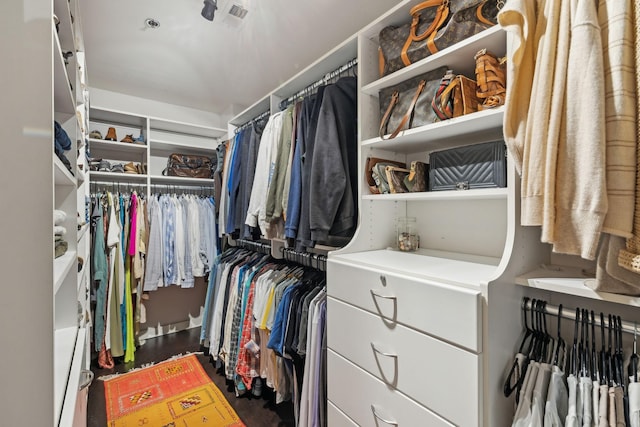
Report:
552,304,565,367
608,313,615,386
600,312,608,385
615,315,624,387
504,297,533,398
591,311,599,381
571,307,580,377
630,322,638,383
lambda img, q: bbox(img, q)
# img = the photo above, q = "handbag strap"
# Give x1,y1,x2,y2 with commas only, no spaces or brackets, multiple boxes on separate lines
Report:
401,0,449,66
379,80,427,140
431,70,456,120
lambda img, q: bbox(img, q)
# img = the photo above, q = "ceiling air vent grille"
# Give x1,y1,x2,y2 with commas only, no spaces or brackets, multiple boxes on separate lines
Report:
228,4,248,19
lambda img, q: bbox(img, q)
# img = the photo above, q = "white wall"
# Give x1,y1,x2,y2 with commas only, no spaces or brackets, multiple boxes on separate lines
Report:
90,87,232,128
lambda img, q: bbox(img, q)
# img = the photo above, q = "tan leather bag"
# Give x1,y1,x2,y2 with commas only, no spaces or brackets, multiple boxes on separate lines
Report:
432,73,480,120
163,153,215,179
378,0,501,77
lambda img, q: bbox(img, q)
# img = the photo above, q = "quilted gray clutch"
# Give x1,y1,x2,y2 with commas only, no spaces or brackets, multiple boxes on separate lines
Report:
429,141,507,191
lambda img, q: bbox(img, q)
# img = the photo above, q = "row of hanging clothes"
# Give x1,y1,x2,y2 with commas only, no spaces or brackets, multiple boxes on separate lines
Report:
90,185,219,368
200,244,327,427
218,58,359,252
505,298,640,426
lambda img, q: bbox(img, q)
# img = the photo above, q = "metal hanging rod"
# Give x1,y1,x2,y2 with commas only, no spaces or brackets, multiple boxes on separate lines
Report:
236,238,272,255
524,298,639,335
235,110,271,134
279,57,358,110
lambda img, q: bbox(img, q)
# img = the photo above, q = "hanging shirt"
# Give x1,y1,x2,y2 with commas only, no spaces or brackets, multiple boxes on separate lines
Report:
143,196,164,291
531,362,552,426
565,374,581,427
580,376,593,427
544,365,569,427
92,200,108,352
599,384,609,427
629,382,640,427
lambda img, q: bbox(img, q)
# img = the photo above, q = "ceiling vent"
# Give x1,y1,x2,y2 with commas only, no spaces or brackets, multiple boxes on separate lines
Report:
228,4,248,19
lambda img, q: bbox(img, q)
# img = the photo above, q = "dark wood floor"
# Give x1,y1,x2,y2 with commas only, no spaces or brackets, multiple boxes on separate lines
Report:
88,328,295,426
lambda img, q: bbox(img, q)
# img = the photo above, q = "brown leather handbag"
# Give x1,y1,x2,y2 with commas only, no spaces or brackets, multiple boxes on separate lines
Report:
379,66,448,139
432,72,480,120
163,153,215,179
378,0,501,77
365,157,407,194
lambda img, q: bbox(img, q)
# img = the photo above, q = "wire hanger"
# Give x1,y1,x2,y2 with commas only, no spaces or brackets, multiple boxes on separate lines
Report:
630,322,638,383
591,311,598,381
552,304,565,367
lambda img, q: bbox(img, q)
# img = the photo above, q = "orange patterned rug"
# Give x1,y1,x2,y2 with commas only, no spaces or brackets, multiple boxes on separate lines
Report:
102,354,245,427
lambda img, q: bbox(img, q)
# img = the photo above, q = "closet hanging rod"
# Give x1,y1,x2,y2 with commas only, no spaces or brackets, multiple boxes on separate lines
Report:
235,110,270,133
279,57,358,110
91,180,147,187
523,298,639,335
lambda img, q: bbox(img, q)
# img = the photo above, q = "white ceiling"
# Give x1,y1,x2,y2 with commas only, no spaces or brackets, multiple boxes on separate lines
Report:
79,0,397,115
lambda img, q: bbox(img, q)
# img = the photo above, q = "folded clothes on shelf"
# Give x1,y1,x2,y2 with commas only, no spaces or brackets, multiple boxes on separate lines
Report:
54,210,67,226
55,240,68,258
54,225,67,236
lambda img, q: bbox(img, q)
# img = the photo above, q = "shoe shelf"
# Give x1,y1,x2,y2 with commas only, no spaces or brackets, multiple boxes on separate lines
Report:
361,106,504,153
54,326,79,425
89,171,148,183
361,26,506,95
149,175,215,186
362,187,508,201
53,34,75,123
54,250,76,295
88,138,148,155
54,155,76,187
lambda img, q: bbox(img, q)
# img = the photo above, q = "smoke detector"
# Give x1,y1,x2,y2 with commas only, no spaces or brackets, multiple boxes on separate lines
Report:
228,4,248,19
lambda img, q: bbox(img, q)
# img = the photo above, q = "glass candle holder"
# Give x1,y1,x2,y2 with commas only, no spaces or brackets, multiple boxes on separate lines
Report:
396,217,419,252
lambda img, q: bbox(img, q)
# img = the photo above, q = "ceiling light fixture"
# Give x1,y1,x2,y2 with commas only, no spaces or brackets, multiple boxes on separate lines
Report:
201,0,218,21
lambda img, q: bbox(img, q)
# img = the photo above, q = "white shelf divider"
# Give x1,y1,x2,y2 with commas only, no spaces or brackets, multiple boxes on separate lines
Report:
58,328,87,427
54,155,76,186
89,171,148,183
363,107,505,153
88,138,148,152
362,188,508,201
54,326,79,425
150,175,215,186
54,250,77,295
77,224,89,242
362,26,506,95
53,34,75,122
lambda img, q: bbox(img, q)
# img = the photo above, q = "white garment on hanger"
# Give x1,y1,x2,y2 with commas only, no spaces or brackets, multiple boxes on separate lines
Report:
513,361,539,427
629,382,640,427
580,376,593,427
598,384,609,427
531,363,553,426
566,375,582,427
544,365,569,427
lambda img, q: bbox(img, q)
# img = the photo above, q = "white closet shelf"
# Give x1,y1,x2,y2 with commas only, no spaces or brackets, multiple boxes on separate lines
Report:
362,107,504,153
361,26,506,95
331,248,500,289
362,188,508,201
150,175,215,186
150,118,226,139
148,139,217,155
53,0,75,51
89,171,148,182
514,266,640,306
58,328,87,427
54,326,79,425
54,250,77,294
90,108,147,128
77,263,87,293
230,95,271,126
54,155,77,187
88,138,148,152
54,34,75,122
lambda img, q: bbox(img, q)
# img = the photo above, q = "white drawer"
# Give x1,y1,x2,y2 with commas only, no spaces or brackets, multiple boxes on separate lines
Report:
328,349,454,427
328,297,481,427
328,401,359,427
328,259,482,352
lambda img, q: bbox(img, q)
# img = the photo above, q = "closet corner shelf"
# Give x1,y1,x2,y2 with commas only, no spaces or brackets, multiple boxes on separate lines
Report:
361,26,506,96
148,139,217,155
54,326,79,425
54,250,77,294
514,266,640,306
361,107,504,153
54,34,75,122
149,175,215,186
331,248,500,289
89,171,148,183
87,138,148,152
149,118,226,139
362,187,508,202
54,156,77,187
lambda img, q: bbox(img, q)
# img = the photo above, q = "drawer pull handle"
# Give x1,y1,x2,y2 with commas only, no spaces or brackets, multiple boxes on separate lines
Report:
79,370,94,391
371,404,398,426
371,342,397,358
370,289,396,300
